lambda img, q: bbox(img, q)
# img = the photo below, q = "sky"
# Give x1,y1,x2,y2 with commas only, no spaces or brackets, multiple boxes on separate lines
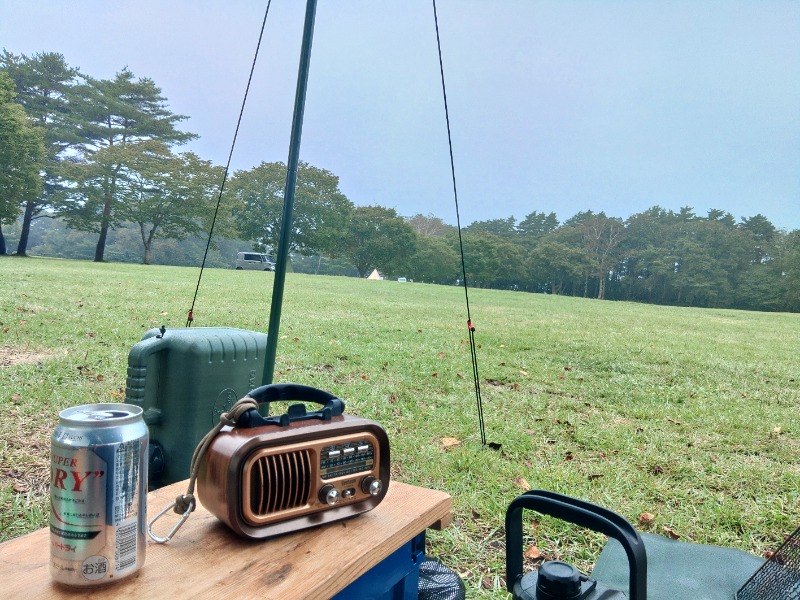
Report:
1,0,799,230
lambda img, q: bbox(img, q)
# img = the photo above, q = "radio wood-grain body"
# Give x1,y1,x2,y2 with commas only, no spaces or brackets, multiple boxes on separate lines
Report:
197,414,390,539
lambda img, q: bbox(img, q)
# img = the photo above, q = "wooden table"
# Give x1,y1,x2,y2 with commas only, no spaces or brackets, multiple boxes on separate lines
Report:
0,480,452,599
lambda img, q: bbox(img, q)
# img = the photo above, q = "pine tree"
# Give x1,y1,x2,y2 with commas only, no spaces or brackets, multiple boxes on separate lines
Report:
0,51,78,256
0,71,45,254
61,68,196,261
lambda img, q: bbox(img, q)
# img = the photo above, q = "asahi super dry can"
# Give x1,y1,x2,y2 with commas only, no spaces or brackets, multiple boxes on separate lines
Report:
50,403,148,586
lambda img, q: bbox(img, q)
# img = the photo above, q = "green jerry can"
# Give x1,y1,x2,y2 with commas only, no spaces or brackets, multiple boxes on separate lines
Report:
125,327,269,488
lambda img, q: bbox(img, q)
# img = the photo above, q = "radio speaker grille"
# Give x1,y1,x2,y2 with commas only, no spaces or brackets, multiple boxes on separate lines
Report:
249,450,312,515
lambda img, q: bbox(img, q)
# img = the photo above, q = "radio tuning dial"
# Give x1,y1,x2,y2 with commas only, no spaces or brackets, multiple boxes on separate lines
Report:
319,484,340,505
361,476,382,496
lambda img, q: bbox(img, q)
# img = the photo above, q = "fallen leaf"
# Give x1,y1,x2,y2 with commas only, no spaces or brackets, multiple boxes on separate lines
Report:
471,509,481,520
482,578,493,590
639,512,656,525
292,337,300,342
96,374,104,382
13,484,29,493
525,545,542,559
11,393,21,402
520,370,528,376
773,426,782,434
85,332,97,338
438,352,446,359
432,373,438,378
565,451,574,461
663,526,681,539
514,477,531,491
456,373,464,379
441,437,461,448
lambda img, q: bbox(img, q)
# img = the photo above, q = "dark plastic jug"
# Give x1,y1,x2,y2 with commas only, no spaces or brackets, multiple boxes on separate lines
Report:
506,490,647,600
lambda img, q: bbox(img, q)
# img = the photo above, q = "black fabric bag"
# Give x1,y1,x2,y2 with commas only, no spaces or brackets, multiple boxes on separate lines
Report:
418,558,466,600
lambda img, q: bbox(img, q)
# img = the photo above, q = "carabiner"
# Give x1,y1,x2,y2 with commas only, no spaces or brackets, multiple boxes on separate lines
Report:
147,498,194,544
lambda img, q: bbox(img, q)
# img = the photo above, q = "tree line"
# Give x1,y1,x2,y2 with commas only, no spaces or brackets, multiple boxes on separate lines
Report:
1,51,798,313
437,209,799,313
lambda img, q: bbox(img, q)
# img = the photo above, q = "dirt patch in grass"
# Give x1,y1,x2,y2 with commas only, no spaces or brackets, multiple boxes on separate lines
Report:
0,345,53,367
0,432,50,497
0,413,51,499
1,344,55,506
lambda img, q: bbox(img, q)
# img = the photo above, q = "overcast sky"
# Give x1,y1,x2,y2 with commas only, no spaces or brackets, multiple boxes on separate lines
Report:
2,0,798,230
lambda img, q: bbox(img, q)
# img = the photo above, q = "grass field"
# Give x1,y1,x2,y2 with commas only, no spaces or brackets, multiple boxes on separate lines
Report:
2,257,799,598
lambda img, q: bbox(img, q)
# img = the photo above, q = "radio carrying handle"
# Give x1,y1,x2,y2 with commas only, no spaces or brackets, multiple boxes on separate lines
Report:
237,383,346,428
506,490,647,600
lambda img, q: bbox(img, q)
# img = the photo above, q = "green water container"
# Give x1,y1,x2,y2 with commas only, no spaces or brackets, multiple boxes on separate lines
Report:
125,327,269,487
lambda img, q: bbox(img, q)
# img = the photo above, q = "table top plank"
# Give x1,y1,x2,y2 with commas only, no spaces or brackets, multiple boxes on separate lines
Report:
0,480,451,599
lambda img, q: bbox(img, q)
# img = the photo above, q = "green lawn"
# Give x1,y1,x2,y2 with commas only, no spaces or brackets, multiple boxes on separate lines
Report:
2,257,799,598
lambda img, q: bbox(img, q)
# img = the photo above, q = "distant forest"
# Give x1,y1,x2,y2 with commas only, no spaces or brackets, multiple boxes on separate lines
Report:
2,51,799,313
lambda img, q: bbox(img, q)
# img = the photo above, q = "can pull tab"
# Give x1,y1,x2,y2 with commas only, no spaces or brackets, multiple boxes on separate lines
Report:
147,496,194,544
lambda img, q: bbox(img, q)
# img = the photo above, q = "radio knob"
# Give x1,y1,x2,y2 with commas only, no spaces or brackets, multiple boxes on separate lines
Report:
361,476,382,496
319,484,340,505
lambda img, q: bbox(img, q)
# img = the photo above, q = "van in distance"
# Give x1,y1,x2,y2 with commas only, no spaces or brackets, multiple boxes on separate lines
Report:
235,252,276,271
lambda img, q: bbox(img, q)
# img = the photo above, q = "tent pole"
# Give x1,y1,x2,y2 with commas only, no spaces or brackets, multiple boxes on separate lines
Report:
262,0,318,385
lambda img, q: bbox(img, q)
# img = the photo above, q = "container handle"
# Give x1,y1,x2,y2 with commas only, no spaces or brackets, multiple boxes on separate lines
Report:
124,330,169,416
506,490,647,600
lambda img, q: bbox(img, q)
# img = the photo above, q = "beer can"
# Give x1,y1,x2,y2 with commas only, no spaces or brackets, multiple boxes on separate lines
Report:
50,403,148,586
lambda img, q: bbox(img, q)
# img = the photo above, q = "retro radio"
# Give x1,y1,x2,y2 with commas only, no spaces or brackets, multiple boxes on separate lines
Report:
196,383,390,539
